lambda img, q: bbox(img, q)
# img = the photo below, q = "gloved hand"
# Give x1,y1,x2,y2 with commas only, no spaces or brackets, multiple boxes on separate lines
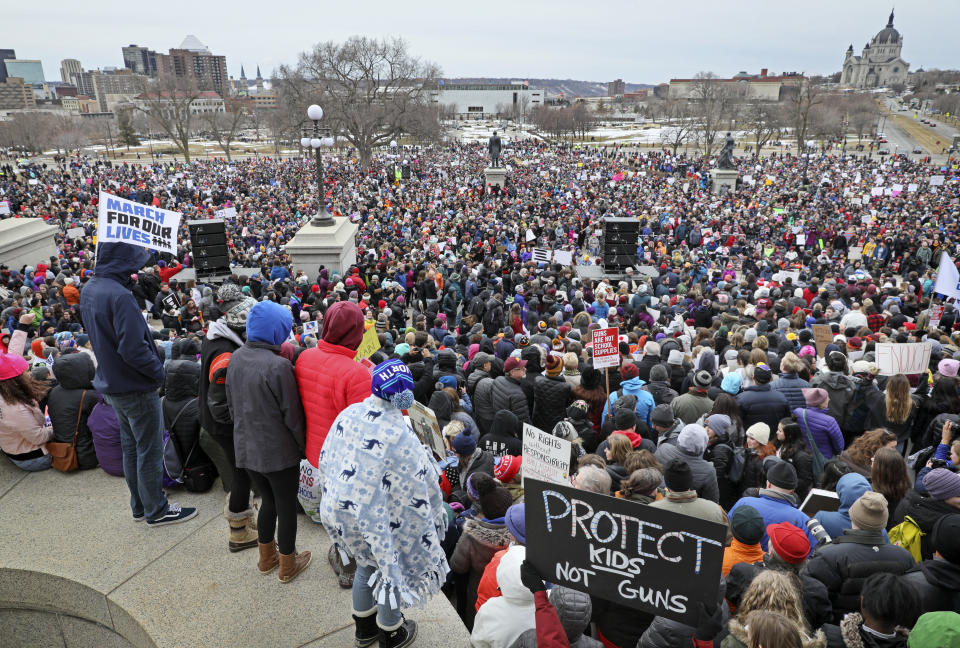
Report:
694,601,724,641
519,558,546,593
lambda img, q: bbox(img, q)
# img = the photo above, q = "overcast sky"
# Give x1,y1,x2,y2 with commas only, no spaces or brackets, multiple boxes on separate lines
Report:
5,0,957,85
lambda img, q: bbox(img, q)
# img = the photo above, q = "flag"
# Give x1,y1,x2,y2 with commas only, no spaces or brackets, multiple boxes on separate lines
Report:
933,251,960,300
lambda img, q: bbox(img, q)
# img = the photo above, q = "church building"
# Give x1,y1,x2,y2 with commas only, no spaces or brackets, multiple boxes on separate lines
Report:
841,10,909,89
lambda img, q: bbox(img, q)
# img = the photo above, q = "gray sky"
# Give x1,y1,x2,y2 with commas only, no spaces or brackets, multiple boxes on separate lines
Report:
5,0,957,85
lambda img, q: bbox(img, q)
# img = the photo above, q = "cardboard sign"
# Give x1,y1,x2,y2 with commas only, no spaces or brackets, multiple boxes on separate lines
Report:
97,191,181,255
553,249,573,266
407,401,446,459
66,227,86,240
812,324,833,357
302,320,319,335
215,206,237,220
524,478,726,626
353,327,382,360
522,424,572,486
931,304,944,329
591,327,620,369
533,248,552,264
876,343,932,376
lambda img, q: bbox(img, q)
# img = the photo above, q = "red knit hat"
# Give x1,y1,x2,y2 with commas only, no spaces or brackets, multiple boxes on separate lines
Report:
767,522,809,565
494,455,522,483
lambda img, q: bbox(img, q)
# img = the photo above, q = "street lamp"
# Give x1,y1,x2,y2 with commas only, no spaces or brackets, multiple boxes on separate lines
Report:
304,103,334,227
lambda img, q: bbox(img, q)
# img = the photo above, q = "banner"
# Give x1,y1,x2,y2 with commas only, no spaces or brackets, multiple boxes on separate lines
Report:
876,343,932,376
97,191,180,255
591,327,620,369
524,478,726,626
522,424,571,485
353,327,381,360
933,252,960,301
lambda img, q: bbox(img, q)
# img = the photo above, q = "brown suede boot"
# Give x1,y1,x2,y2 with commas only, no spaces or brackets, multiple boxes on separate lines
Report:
258,541,279,574
225,506,259,553
277,550,312,583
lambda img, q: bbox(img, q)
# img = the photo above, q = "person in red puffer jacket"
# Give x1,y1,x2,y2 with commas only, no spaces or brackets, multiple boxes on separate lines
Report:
295,301,371,467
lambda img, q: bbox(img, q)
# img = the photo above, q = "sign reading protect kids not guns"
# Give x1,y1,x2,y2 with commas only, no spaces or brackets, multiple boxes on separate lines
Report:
524,478,726,627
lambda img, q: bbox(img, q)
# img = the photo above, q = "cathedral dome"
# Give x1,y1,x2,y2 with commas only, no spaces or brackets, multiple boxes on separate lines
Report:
874,10,900,43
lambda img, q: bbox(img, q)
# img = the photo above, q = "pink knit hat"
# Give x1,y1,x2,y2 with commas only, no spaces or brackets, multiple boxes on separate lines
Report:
0,353,28,381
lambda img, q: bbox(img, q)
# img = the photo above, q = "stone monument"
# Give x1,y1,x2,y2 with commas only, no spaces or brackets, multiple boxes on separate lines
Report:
0,218,58,270
710,132,739,194
285,216,358,279
484,131,506,189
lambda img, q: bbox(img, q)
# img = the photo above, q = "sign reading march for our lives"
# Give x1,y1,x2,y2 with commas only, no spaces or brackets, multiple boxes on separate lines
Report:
522,424,571,486
97,191,181,255
524,478,726,627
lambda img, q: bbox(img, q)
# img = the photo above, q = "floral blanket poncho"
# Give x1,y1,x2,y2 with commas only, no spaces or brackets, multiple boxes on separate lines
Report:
318,394,449,610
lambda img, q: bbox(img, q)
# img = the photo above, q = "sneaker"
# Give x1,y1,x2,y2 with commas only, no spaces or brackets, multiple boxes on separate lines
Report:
133,513,145,522
146,504,198,527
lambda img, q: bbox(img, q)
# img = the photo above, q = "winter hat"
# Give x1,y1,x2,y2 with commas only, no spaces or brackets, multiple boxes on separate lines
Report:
721,372,742,394
931,514,960,564
746,422,770,445
224,296,256,330
473,351,493,368
925,468,960,501
371,359,415,410
567,400,589,419
663,459,694,492
505,503,526,544
667,349,684,365
545,355,563,376
799,345,816,357
494,455,522,483
437,375,458,390
847,336,862,350
614,408,637,432
394,343,411,357
620,362,639,381
477,478,514,520
767,460,798,490
245,300,292,346
651,404,674,427
939,359,960,377
744,328,758,343
767,522,809,565
0,352,28,381
644,341,661,356
753,363,772,383
730,505,765,545
677,424,708,456
452,428,477,455
704,414,731,438
802,387,829,408
76,334,89,348
908,612,960,648
217,282,243,304
693,370,712,388
849,491,888,531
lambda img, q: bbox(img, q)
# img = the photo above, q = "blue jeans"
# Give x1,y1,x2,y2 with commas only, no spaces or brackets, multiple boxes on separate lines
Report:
8,454,51,471
352,562,402,629
104,391,168,521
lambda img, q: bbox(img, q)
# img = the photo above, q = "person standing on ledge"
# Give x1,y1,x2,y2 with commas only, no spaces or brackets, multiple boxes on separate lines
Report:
79,242,197,527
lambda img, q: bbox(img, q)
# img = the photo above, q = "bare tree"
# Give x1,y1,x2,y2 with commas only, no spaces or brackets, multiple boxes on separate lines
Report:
660,100,694,155
745,102,783,156
136,75,202,162
689,72,735,157
789,80,821,152
203,96,250,160
279,36,441,168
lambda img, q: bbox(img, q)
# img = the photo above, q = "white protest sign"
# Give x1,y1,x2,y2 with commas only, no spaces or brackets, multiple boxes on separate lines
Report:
591,327,620,369
97,191,180,255
215,206,237,220
875,343,932,376
930,176,945,186
0,201,11,215
302,320,319,335
553,249,573,266
907,183,918,192
66,227,86,240
522,423,572,486
526,228,536,242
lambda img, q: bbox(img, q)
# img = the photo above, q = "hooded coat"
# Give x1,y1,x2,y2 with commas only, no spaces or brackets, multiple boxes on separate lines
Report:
510,587,603,648
814,473,877,540
162,345,207,472
46,352,98,469
891,489,960,561
79,243,164,394
450,517,512,623
295,301,371,466
472,546,536,648
479,409,523,457
532,374,572,432
601,376,656,428
901,557,960,613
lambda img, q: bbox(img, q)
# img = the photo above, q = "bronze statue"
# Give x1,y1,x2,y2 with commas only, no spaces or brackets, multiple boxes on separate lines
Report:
717,132,736,170
488,131,502,168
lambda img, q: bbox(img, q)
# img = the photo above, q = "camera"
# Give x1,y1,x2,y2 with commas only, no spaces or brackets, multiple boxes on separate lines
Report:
930,458,948,470
806,518,832,546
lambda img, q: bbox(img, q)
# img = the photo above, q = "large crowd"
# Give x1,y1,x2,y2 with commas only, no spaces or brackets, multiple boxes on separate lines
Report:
1,140,959,648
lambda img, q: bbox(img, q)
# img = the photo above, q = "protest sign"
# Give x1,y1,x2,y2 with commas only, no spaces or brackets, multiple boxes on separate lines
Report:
161,292,181,312
302,320,319,336
848,247,863,260
591,327,620,369
524,478,726,626
66,227,86,240
532,248,552,264
97,191,180,255
931,304,944,329
812,324,833,357
353,327,381,360
930,175,945,186
215,206,237,220
553,249,573,266
522,425,572,486
407,401,446,459
0,200,9,215
876,343,932,376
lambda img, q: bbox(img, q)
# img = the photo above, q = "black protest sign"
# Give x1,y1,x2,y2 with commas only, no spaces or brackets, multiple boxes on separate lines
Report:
161,292,181,311
524,478,726,626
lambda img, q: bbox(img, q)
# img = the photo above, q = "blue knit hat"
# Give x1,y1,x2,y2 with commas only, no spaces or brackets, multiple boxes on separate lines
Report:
246,300,292,346
438,375,458,390
371,359,414,405
452,429,477,455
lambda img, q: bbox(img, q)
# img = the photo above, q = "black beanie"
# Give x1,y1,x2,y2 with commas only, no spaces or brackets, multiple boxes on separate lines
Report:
767,460,798,491
614,408,637,431
663,459,693,492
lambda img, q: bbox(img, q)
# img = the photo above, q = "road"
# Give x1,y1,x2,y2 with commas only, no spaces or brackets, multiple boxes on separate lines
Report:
878,97,959,163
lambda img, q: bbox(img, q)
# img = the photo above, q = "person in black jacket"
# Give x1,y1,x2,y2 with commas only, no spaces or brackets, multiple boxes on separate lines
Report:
47,352,97,470
519,345,542,409
479,409,522,457
532,355,571,432
163,338,213,490
901,514,960,613
892,470,960,561
774,417,815,501
821,572,919,648
491,357,531,424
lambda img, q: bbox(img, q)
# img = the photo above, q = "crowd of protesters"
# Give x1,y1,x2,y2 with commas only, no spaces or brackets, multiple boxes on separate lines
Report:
1,140,960,648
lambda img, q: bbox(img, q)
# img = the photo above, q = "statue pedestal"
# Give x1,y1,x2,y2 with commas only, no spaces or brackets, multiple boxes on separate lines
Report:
711,169,739,194
285,217,358,279
0,218,58,270
484,167,507,189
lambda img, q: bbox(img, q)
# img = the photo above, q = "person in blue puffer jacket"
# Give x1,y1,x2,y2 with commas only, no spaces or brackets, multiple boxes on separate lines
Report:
813,472,889,541
601,362,655,428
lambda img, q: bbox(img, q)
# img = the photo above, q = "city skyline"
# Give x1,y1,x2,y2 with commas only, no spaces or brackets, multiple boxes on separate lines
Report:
4,0,959,87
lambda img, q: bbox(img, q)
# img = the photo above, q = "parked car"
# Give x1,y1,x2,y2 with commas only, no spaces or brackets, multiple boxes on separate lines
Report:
913,147,923,154
878,148,890,155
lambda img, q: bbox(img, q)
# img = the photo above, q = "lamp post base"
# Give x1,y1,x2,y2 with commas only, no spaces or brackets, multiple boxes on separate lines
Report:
286,216,359,278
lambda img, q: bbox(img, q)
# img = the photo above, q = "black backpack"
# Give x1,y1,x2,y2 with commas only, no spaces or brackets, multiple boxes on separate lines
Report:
162,397,217,493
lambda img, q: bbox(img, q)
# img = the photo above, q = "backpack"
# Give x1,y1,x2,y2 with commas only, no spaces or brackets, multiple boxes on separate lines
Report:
889,515,925,562
727,446,746,483
162,398,217,492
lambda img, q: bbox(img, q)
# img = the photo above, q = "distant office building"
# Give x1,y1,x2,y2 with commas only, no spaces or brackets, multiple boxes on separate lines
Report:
134,90,225,115
3,59,45,86
608,79,625,97
0,76,36,109
668,69,806,101
73,69,147,113
0,49,15,82
429,81,542,120
122,44,160,77
157,36,229,96
60,59,83,84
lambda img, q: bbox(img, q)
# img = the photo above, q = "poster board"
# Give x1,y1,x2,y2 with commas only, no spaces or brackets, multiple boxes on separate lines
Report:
800,488,841,516
930,304,944,329
353,327,381,360
533,248,552,264
876,343,932,376
66,227,86,240
302,320,319,336
407,401,446,459
591,327,621,369
215,206,237,220
812,325,833,357
553,249,573,266
524,478,726,626
522,424,572,486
